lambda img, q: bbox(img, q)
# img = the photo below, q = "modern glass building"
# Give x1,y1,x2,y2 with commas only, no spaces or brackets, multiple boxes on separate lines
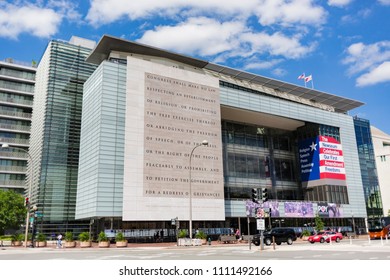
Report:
28,37,97,234
0,59,36,194
353,117,383,223
75,35,369,240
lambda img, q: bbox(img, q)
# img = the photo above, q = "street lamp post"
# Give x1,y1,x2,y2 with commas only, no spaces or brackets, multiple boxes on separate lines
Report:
30,205,38,248
1,143,34,248
189,140,208,239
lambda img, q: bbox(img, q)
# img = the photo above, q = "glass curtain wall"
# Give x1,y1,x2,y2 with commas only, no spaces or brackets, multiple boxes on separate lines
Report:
354,117,383,218
30,40,97,232
221,120,301,201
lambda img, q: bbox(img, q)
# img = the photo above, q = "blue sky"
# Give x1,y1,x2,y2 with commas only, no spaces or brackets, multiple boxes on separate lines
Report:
1,0,390,134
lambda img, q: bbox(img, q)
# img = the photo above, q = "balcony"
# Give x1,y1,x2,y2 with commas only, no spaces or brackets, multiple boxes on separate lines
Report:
0,180,26,189
0,96,33,108
0,165,27,173
0,123,30,133
0,137,29,146
0,109,32,120
0,150,29,160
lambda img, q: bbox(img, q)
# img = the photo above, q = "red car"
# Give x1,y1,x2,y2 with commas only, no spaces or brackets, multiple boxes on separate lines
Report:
324,231,343,243
307,231,343,243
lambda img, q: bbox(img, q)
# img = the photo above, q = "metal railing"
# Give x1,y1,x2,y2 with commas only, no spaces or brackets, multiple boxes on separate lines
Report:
0,97,33,107
0,179,26,187
0,150,29,159
0,137,29,145
0,165,27,172
0,123,30,132
0,110,32,119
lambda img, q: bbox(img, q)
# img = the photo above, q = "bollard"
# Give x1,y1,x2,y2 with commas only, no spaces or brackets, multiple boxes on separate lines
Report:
208,237,211,246
349,235,352,245
272,236,275,250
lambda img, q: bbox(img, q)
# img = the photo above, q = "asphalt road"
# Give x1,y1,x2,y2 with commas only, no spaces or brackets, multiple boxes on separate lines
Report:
0,238,389,260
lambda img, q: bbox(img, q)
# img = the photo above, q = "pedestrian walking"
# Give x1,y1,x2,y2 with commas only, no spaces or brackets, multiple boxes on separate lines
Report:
57,233,62,248
235,228,241,240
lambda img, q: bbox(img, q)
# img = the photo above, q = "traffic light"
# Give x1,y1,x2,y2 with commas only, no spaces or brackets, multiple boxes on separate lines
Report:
261,188,268,202
251,188,258,203
25,197,29,207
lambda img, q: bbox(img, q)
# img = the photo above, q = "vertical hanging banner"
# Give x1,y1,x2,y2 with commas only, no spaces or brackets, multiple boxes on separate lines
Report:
318,136,346,181
299,137,320,182
299,135,346,187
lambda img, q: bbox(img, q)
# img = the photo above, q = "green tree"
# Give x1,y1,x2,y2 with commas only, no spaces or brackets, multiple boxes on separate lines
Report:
0,190,26,235
314,214,324,232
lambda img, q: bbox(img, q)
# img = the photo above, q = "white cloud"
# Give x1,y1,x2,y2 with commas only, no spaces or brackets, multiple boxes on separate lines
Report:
341,8,371,24
327,0,353,7
47,0,82,22
272,68,288,77
87,0,322,65
138,18,315,62
0,3,62,39
240,31,316,59
378,0,390,5
254,0,327,26
343,41,390,86
86,0,326,27
0,1,81,39
138,17,246,57
356,61,390,86
86,0,257,26
244,59,284,70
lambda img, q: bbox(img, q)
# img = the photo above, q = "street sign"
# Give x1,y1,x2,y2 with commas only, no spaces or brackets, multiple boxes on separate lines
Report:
257,218,265,230
36,212,43,218
256,208,265,218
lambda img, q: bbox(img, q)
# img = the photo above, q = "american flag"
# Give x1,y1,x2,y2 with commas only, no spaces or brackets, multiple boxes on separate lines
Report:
305,75,313,82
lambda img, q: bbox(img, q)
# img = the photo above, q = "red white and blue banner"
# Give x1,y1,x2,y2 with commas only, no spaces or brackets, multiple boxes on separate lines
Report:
299,135,346,183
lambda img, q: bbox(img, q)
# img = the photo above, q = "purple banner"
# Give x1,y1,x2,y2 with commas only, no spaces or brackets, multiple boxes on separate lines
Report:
284,202,314,217
263,201,280,217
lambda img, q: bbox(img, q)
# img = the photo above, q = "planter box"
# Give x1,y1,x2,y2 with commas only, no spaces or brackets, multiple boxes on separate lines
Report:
178,238,191,246
116,241,128,248
12,241,22,247
35,241,47,247
64,241,76,248
178,238,202,246
98,241,110,248
80,241,92,248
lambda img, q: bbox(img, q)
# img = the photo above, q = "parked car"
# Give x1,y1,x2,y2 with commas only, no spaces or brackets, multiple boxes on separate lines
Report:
307,231,328,243
252,228,297,246
324,231,343,243
307,231,343,243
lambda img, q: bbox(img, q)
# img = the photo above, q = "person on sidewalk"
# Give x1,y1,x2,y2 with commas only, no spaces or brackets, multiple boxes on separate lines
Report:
235,228,241,240
57,233,62,248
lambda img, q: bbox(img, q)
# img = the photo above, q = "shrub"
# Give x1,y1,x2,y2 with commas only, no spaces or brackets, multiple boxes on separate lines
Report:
97,231,108,242
115,232,126,242
78,231,90,242
12,233,24,242
36,233,46,242
64,232,74,242
178,229,187,238
195,230,207,239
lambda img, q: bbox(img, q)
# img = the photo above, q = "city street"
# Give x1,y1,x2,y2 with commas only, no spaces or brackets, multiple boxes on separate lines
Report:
1,238,389,260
